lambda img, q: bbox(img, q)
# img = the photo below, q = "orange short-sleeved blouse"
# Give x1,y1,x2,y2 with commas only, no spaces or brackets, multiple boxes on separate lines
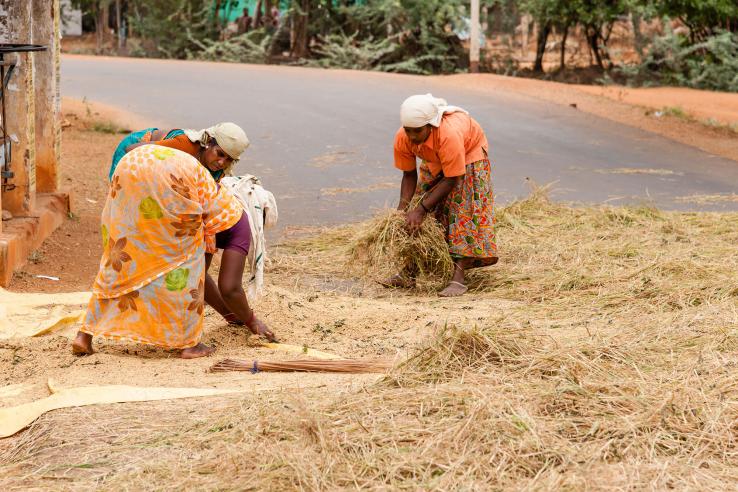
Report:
394,112,488,177
150,134,201,158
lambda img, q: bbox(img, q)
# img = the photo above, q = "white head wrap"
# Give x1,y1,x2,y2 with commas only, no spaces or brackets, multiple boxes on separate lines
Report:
400,94,468,128
184,122,250,161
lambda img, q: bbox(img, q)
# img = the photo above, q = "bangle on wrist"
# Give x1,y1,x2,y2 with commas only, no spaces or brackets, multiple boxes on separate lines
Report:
420,201,430,213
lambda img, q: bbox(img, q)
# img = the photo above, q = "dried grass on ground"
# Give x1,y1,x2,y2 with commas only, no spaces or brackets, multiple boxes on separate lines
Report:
2,190,738,489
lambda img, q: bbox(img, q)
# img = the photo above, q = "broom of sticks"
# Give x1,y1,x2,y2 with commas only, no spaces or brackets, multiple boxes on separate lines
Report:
210,358,392,374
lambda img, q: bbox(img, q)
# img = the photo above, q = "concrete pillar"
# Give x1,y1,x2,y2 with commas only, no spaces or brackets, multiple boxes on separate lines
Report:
0,0,37,216
33,0,61,193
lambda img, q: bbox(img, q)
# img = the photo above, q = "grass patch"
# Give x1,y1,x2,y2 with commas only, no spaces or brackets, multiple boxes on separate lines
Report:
89,120,130,134
660,105,689,119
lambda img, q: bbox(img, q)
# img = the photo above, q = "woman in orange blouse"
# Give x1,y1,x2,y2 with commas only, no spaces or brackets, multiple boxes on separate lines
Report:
74,146,248,358
388,94,498,297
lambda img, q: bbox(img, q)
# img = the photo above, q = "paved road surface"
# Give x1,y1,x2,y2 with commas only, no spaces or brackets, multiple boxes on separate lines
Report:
61,55,738,230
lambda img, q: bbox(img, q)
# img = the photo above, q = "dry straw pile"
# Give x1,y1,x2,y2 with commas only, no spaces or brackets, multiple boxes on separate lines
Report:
349,209,454,288
270,205,455,290
3,190,738,489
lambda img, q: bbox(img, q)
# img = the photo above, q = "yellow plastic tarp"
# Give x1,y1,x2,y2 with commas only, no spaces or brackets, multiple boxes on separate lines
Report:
0,380,241,438
0,383,32,399
0,288,90,339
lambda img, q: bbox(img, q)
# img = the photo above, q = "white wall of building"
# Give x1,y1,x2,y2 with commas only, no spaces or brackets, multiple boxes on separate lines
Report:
60,0,82,36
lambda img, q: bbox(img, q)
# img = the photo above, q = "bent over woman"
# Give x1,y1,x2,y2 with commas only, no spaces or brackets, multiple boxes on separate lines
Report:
386,94,498,297
74,145,250,359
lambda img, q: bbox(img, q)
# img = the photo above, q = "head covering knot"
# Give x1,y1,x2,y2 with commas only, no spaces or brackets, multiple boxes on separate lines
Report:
184,122,250,161
400,94,468,128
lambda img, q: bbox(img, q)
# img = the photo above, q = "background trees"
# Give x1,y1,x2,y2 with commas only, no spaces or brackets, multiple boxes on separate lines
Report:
68,0,738,91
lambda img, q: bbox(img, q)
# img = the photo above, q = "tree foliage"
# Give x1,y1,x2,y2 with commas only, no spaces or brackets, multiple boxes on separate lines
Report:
71,0,738,90
188,29,273,64
655,0,738,40
128,0,219,59
617,27,738,91
520,0,630,70
312,0,468,74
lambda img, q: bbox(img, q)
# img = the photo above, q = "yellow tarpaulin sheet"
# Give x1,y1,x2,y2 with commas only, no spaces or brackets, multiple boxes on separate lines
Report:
0,383,32,399
0,380,241,438
0,288,90,339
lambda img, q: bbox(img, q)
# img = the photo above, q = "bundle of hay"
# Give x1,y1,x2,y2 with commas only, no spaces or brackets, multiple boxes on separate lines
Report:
349,209,453,288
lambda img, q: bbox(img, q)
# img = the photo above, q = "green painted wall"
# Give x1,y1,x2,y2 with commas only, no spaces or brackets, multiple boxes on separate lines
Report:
216,0,367,23
216,1,289,23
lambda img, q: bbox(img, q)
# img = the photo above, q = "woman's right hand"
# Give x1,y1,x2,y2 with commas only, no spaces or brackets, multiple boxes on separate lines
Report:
247,316,277,343
405,206,426,234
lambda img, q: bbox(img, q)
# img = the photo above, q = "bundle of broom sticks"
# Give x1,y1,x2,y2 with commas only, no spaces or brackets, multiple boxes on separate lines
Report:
210,358,392,374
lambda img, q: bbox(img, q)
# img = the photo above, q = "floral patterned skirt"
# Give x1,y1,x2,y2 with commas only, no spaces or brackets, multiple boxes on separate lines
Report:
417,157,497,268
81,255,206,349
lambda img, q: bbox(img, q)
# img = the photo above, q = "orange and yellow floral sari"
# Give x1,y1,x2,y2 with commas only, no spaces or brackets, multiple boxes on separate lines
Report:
81,145,242,349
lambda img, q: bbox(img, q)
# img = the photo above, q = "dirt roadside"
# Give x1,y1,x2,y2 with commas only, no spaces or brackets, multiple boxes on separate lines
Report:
575,85,738,127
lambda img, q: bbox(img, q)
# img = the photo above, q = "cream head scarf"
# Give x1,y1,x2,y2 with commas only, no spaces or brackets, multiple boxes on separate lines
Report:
400,94,468,128
184,122,250,160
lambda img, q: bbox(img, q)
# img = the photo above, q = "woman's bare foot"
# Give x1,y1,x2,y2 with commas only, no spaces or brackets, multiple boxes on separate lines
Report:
439,280,468,297
379,274,416,289
181,343,216,359
72,331,94,355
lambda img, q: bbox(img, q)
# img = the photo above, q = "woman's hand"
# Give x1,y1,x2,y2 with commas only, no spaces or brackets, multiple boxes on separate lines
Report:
247,316,277,342
405,206,426,234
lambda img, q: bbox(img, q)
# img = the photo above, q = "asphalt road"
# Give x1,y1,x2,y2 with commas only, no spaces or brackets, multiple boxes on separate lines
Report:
61,55,738,229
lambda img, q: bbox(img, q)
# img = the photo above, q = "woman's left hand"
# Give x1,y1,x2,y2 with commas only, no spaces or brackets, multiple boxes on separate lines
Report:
405,207,426,234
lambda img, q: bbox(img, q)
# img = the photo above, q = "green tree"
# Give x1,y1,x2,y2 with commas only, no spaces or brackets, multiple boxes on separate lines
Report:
305,0,467,74
520,0,582,71
656,0,738,41
127,0,221,59
578,0,628,69
521,0,629,71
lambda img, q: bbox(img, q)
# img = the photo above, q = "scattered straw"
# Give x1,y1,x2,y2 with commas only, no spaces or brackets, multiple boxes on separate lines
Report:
4,190,738,489
676,193,738,204
595,167,683,176
320,182,396,196
308,148,357,168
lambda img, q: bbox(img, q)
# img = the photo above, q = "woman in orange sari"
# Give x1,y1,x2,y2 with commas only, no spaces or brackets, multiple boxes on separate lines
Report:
73,145,249,358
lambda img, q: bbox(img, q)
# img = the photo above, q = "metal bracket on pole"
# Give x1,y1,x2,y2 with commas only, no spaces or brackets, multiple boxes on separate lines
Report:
0,44,47,192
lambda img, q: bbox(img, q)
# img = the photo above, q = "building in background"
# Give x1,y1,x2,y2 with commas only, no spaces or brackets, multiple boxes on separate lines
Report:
60,0,83,37
217,0,289,25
